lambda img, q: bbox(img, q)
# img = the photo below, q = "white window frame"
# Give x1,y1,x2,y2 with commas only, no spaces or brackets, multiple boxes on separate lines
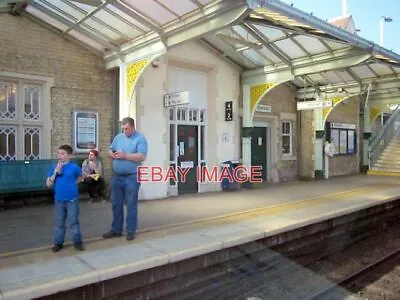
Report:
0,72,53,160
168,106,207,196
282,120,292,156
168,106,207,167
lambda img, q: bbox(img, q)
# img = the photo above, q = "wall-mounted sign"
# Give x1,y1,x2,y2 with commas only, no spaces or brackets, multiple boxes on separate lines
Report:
330,122,356,130
72,110,99,153
225,101,233,121
297,100,332,111
222,133,229,143
179,142,185,155
164,91,189,107
256,104,272,113
181,161,194,169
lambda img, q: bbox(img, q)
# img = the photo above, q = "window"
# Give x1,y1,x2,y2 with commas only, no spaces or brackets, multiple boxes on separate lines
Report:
282,120,292,155
0,80,43,161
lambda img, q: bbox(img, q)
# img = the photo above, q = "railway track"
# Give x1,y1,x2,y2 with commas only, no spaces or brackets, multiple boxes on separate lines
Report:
306,248,400,300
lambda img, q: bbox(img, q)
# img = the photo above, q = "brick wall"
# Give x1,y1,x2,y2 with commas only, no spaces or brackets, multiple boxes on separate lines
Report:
0,14,115,179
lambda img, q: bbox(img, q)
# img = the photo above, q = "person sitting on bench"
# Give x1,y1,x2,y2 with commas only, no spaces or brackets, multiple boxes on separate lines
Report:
82,149,105,203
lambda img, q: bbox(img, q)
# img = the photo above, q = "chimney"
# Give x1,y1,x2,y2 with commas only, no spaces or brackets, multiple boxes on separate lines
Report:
342,0,349,16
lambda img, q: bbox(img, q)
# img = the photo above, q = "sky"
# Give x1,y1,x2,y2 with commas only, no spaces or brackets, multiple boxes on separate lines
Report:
280,0,400,54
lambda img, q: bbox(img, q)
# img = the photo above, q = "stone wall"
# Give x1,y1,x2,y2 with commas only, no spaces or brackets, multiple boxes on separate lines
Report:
257,84,298,182
298,110,314,180
326,97,360,177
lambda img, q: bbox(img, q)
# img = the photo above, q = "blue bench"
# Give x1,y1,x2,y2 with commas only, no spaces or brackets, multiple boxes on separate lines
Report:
0,158,92,198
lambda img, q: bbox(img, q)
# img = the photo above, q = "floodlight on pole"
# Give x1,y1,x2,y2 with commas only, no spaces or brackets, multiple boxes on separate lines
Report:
380,16,393,46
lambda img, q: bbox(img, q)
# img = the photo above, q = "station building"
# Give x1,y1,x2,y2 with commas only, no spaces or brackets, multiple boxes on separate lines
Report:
1,0,399,200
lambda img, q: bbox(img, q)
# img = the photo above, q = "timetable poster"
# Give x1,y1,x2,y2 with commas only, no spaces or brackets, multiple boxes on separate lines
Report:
348,130,355,154
330,129,340,155
73,110,98,153
339,130,347,154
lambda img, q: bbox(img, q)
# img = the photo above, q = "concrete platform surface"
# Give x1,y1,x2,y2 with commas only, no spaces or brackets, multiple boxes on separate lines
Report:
1,174,399,255
0,175,400,299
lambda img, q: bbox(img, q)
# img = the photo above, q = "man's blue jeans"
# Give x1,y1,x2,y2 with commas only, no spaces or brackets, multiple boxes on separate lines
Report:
54,199,82,245
111,174,140,234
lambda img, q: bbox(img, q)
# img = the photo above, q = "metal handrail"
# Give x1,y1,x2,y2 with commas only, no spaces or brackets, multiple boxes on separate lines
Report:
369,106,400,169
370,106,400,151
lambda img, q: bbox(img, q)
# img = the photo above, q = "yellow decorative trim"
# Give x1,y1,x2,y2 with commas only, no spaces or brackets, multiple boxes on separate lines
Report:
250,82,275,114
322,96,346,123
369,106,384,125
126,59,149,98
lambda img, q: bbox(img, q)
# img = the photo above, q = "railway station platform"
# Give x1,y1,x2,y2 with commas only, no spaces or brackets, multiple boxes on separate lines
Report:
1,174,400,299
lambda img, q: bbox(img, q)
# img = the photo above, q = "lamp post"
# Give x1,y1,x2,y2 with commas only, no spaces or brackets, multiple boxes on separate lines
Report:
380,16,393,47
379,16,393,126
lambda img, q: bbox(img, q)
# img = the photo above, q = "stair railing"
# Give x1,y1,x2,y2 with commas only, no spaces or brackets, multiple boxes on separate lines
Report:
369,106,400,169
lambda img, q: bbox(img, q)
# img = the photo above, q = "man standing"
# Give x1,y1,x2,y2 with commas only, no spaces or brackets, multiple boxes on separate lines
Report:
324,138,336,179
103,117,148,241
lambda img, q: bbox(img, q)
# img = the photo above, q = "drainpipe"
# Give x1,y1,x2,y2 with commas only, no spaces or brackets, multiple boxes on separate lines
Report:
364,83,372,109
362,83,372,172
297,109,301,179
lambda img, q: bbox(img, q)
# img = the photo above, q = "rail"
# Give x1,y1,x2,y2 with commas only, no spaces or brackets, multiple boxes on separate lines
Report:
369,106,400,169
305,248,400,300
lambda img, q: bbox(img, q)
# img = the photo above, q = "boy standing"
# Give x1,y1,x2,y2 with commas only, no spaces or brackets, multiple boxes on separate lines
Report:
46,145,84,252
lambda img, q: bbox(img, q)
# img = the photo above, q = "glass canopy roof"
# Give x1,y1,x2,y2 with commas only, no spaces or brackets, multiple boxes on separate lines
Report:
2,0,400,102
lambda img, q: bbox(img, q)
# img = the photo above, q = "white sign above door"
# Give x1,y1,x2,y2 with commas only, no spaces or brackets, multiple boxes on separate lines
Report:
296,100,332,111
164,91,190,107
256,104,272,113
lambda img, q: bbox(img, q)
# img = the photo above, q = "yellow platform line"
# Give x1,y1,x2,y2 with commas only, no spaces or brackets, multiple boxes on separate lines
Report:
367,170,400,177
138,184,392,233
0,184,396,259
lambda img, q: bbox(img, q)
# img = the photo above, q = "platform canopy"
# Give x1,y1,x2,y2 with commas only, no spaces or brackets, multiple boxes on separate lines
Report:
3,0,400,104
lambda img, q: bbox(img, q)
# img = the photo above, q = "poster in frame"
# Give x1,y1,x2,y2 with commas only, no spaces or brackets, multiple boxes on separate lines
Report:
330,129,340,155
339,130,348,154
348,130,355,154
72,110,99,153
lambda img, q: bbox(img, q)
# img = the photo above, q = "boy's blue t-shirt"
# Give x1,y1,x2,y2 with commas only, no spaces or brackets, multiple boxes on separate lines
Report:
47,162,82,202
110,131,148,175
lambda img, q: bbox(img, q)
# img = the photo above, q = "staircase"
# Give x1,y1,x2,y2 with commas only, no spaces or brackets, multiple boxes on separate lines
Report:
368,134,400,175
368,106,400,176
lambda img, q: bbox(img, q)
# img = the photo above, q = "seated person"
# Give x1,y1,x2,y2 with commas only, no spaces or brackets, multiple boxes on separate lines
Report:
82,149,106,203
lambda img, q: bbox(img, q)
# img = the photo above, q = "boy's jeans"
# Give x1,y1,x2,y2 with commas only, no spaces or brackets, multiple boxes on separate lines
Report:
54,199,82,245
111,174,140,234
